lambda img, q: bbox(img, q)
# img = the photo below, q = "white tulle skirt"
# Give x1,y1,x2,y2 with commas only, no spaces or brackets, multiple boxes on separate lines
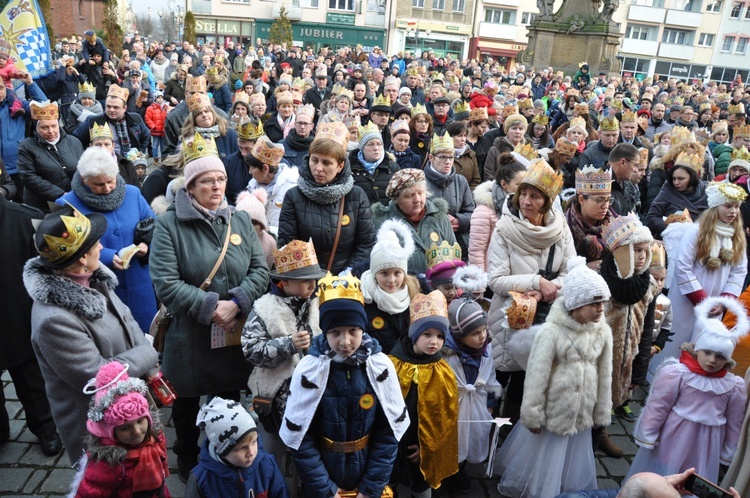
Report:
494,424,597,498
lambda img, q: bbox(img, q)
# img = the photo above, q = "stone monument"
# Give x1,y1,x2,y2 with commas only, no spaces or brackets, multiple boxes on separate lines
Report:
518,0,623,77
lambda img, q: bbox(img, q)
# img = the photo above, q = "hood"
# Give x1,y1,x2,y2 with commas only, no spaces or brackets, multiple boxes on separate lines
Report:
473,180,494,208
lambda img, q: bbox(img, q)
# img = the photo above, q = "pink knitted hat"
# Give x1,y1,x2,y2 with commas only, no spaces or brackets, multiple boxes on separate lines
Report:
84,362,151,440
183,155,227,188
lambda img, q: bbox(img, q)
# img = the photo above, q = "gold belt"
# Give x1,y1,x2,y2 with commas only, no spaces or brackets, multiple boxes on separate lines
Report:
319,434,370,453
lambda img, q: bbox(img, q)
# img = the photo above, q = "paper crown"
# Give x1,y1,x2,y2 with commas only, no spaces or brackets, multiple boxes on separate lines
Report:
276,90,294,105
568,116,586,131
566,88,580,97
430,132,454,153
237,117,265,141
505,291,537,330
555,137,578,156
317,272,365,306
358,121,380,143
699,101,712,113
694,128,710,146
314,121,349,148
502,104,519,118
651,241,666,267
712,120,728,134
706,182,748,208
291,89,303,104
107,84,129,103
234,92,250,105
513,142,537,162
187,93,211,112
0,39,12,58
453,99,470,115
273,239,320,275
30,101,58,121
734,124,750,139
410,290,449,324
670,126,696,147
406,66,419,77
671,96,685,106
336,88,354,101
575,166,612,195
390,119,410,135
610,98,623,110
78,81,95,94
372,93,391,108
599,116,620,131
90,122,113,142
296,103,315,119
573,103,589,115
251,136,284,166
521,158,563,200
183,132,219,164
205,66,219,77
186,75,207,94
469,107,488,122
411,103,427,117
674,151,703,176
292,77,308,92
728,102,746,115
532,113,549,126
41,206,94,265
665,208,692,225
621,110,637,123
518,98,533,110
602,213,646,251
731,145,750,165
250,93,265,105
425,240,462,269
214,55,225,65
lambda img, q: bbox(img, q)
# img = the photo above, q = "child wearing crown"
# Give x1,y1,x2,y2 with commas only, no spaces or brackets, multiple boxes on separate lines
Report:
66,82,103,134
279,273,408,498
426,241,466,304
389,291,459,498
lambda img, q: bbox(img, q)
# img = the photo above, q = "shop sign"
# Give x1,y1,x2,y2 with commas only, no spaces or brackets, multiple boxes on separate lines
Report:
196,18,240,35
327,12,356,24
655,60,708,80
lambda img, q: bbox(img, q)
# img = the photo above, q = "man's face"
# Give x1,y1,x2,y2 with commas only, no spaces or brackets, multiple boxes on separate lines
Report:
407,75,417,87
62,43,70,52
621,122,638,141
105,97,126,121
93,54,103,64
434,102,449,117
652,104,665,120
581,89,590,101
370,110,389,127
354,84,366,100
429,86,442,101
316,76,327,89
384,84,398,103
600,130,619,149
640,99,652,111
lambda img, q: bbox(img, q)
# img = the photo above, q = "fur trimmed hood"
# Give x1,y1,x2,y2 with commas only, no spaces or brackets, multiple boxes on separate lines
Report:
473,180,494,209
23,257,118,321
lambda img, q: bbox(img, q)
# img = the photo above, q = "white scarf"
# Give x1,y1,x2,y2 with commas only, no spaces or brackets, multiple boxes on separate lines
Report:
711,221,735,261
361,270,411,314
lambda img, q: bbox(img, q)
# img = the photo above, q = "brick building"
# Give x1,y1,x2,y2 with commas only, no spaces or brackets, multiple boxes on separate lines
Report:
48,0,105,40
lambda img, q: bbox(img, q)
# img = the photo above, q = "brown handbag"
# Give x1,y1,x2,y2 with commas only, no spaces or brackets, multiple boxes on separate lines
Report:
327,198,346,272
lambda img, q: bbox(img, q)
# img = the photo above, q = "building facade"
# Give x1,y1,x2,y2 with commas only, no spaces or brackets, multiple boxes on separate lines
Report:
710,0,750,85
48,0,105,39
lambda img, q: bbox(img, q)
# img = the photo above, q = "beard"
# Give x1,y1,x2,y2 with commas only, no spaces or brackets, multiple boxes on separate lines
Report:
651,116,663,125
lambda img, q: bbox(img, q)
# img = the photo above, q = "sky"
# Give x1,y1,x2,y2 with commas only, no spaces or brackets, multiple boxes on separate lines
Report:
130,0,172,18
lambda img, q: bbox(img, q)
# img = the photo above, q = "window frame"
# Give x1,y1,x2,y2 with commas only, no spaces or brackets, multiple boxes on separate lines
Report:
452,0,465,12
737,37,748,54
433,0,445,10
329,0,355,11
730,1,743,18
484,8,513,24
722,35,735,52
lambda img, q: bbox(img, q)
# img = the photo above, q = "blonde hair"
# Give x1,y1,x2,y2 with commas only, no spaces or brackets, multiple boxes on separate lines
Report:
405,274,421,300
695,207,746,267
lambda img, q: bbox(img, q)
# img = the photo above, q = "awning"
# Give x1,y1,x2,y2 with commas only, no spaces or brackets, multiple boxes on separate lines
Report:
476,39,524,58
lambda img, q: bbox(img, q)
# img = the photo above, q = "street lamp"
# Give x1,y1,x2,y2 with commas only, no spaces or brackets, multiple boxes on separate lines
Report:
174,7,185,42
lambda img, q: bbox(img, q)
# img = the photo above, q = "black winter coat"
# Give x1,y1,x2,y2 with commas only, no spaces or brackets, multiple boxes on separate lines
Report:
645,180,707,239
72,112,151,154
263,112,288,144
349,149,399,206
364,301,409,355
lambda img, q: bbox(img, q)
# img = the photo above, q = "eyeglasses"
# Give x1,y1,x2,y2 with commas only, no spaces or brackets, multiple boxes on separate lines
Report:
296,121,313,127
434,155,454,162
587,196,612,206
197,176,227,186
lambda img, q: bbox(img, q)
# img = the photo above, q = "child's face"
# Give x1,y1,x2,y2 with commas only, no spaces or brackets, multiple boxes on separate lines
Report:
114,416,149,447
225,432,259,468
81,97,94,107
570,302,604,324
375,268,405,294
281,279,317,299
435,283,458,302
413,328,445,356
399,93,411,104
649,267,666,294
135,165,147,179
717,202,740,224
459,325,487,350
326,326,363,357
632,242,650,272
696,349,728,373
0,56,7,69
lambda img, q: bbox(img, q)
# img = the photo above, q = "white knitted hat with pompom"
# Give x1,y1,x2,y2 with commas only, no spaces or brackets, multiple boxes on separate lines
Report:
694,296,750,359
370,219,415,274
563,256,611,311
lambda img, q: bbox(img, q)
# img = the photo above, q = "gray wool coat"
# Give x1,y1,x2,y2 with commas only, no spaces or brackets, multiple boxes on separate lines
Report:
23,259,159,465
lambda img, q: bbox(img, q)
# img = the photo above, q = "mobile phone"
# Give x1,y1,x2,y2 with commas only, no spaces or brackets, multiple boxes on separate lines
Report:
684,474,732,498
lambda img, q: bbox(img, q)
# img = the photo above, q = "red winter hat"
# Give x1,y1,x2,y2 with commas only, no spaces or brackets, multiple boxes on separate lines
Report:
85,362,151,440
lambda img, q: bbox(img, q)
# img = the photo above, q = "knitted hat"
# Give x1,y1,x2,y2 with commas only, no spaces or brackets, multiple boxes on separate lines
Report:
386,168,426,200
235,190,269,230
183,134,226,188
448,297,487,337
196,397,257,458
409,291,449,342
318,273,367,332
370,219,415,274
84,362,151,440
693,297,750,359
602,213,653,279
78,81,96,100
358,122,382,150
503,113,528,134
562,256,611,312
398,87,412,97
706,182,748,209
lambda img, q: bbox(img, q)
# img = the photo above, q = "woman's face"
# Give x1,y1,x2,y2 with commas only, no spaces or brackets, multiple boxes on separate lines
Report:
500,170,525,194
579,194,611,222
309,153,344,185
507,124,526,145
376,268,405,294
396,184,427,218
335,98,350,114
37,120,60,142
671,167,692,192
430,151,454,174
252,101,267,117
188,171,227,211
84,240,103,273
533,124,546,138
399,93,411,104
718,202,740,224
84,174,117,195
362,139,383,163
234,104,248,117
195,108,214,127
278,103,294,119
414,115,429,134
392,133,410,152
471,121,489,136
452,132,467,149
713,131,727,143
518,186,545,220
567,127,585,143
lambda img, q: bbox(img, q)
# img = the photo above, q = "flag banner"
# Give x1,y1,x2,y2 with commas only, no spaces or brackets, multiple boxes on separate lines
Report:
0,0,53,88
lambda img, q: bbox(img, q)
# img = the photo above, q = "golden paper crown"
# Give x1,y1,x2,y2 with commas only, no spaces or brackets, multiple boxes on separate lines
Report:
639,147,649,166
574,103,589,115
734,124,750,139
214,55,225,66
453,99,470,115
602,213,643,250
390,120,410,135
90,122,113,142
674,151,703,176
296,103,315,119
29,101,58,121
599,116,620,131
107,84,129,102
292,77,307,91
469,107,488,122
505,291,537,330
712,120,729,134
183,132,219,164
336,88,354,101
372,93,391,108
670,126,695,147
291,89,304,104
250,93,265,105
41,206,93,265
357,121,380,143
694,128,710,146
730,146,750,168
234,92,250,105
430,132,454,154
187,93,211,113
555,138,578,156
425,240,462,269
237,117,265,141
186,75,207,94
621,110,637,123
315,121,349,148
78,81,95,94
205,66,219,77
532,113,549,126
665,208,692,225
699,102,712,113
276,90,294,105
513,142,538,161
575,166,612,195
672,96,685,106
522,158,563,200
502,104,519,118
410,290,448,324
252,136,284,166
406,66,419,77
273,239,320,275
651,241,666,268
729,102,745,115
518,98,533,110
411,103,427,117
317,272,364,306
610,98,623,110
718,93,729,101
568,116,586,131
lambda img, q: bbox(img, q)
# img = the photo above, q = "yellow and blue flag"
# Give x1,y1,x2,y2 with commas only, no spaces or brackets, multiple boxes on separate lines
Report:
0,0,53,88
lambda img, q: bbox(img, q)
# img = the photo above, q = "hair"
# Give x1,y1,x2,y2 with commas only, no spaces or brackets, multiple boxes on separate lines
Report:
666,165,699,190
183,106,228,137
495,152,526,185
609,143,640,163
245,150,280,174
404,274,422,300
695,206,746,267
397,180,430,200
512,184,553,214
309,138,347,164
230,100,251,116
409,112,434,137
445,121,467,137
77,146,119,179
532,122,550,145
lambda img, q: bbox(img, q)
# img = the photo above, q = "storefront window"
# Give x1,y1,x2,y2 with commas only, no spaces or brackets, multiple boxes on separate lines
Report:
329,0,355,10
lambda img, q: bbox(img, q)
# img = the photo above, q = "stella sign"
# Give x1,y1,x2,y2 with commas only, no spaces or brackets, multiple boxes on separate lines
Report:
196,19,240,34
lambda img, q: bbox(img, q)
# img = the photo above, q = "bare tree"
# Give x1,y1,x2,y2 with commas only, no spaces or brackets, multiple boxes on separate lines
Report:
134,13,156,39
160,11,179,42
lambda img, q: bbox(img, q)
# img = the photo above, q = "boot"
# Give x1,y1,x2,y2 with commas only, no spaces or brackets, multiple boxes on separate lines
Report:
597,429,623,458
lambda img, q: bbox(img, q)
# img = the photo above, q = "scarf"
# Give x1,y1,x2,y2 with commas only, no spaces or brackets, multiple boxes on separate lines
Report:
361,270,411,314
99,435,167,493
491,182,507,216
599,253,652,305
707,221,736,267
196,125,220,138
357,150,384,175
297,164,354,205
680,351,727,378
391,147,410,157
71,172,126,212
325,334,376,366
285,128,314,151
63,271,93,288
498,199,565,252
564,202,609,262
114,120,130,154
454,144,468,157
189,192,229,218
282,112,295,138
576,140,586,153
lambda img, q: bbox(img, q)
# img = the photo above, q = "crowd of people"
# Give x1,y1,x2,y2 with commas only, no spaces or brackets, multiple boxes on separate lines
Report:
5,29,750,498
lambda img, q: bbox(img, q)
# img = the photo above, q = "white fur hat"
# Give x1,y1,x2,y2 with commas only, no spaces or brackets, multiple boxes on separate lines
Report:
452,264,488,294
370,219,415,274
563,256,611,311
693,296,750,359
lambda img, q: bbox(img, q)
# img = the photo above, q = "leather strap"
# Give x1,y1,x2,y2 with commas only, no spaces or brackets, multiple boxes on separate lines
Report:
200,215,232,290
320,434,370,453
327,198,345,272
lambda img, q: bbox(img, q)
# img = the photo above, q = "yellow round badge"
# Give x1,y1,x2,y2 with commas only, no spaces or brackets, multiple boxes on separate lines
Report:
359,394,374,410
418,142,424,148
372,317,385,329
230,234,242,245
341,214,351,226
430,232,439,242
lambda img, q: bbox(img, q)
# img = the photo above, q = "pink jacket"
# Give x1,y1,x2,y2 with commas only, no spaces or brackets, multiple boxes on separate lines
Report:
469,181,501,271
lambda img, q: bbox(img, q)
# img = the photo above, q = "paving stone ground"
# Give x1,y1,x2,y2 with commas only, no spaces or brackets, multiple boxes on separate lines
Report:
0,370,649,497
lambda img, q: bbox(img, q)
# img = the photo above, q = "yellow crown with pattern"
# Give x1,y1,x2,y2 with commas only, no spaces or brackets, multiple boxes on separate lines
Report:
252,136,284,166
610,98,623,110
205,66,219,77
734,124,750,139
315,121,350,148
182,132,219,164
107,84,129,103
296,103,315,119
672,96,685,106
566,88,580,97
651,241,666,268
237,117,265,141
357,121,380,143
78,81,95,94
621,109,637,123
372,93,391,108
430,132,454,154
675,151,703,176
336,88,354,101
41,206,93,265
670,126,695,147
273,239,320,275
574,102,589,115
425,240,462,269
410,290,448,324
90,122,113,142
406,66,419,77
518,98,533,110
700,102,712,113
731,145,750,164
390,119,410,135
292,77,308,92
29,101,58,121
317,272,364,306
234,92,250,105
599,116,620,131
555,137,578,156
502,104,519,118
411,103,427,117
214,55,225,66
187,93,211,112
568,116,586,131
453,99,470,115
729,102,745,115
186,75,207,94
505,291,537,330
469,107,488,122
513,142,537,162
532,113,549,126
575,166,612,195
522,158,563,199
